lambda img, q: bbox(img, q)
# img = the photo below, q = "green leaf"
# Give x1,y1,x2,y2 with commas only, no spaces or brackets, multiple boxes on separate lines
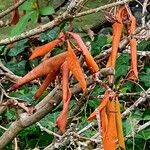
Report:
38,28,59,42
11,11,38,36
0,46,5,55
39,112,59,130
20,0,37,11
142,108,150,120
39,6,55,16
115,53,130,79
4,108,16,121
8,39,28,56
139,68,150,87
137,40,150,51
91,34,109,56
5,60,27,76
136,128,150,140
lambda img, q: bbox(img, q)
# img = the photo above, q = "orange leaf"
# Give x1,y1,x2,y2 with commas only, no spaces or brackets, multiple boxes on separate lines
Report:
9,52,67,91
88,90,110,121
10,0,20,25
106,6,125,69
29,33,65,60
56,97,71,133
103,99,118,150
126,14,138,81
56,62,71,133
34,72,57,99
62,61,71,103
115,97,126,150
68,32,99,73
101,108,108,139
67,40,86,92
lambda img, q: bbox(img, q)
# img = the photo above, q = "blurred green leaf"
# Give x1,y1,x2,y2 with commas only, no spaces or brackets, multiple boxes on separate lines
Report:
139,68,150,87
91,34,109,56
11,11,38,36
142,109,150,120
39,6,55,16
137,40,150,51
136,128,150,140
5,60,27,76
8,39,28,56
115,53,130,79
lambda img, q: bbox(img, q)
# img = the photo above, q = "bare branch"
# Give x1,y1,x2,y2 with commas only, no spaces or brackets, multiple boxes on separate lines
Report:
0,0,134,45
0,0,27,19
122,88,150,118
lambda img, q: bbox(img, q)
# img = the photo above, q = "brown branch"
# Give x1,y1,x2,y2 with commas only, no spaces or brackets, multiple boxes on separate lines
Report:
0,0,86,45
0,67,112,149
0,0,133,45
74,0,134,18
0,0,27,19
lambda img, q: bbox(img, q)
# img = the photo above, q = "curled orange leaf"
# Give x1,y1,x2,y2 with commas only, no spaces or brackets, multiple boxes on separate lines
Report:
61,61,71,103
126,13,138,81
106,6,126,68
29,33,65,60
56,61,71,133
68,32,99,73
56,97,71,133
115,97,126,150
67,40,86,92
103,99,118,150
9,52,67,91
34,72,57,99
88,90,110,121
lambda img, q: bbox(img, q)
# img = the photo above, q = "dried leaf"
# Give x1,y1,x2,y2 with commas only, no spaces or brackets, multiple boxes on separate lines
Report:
106,6,125,68
115,97,126,149
34,72,57,99
67,40,86,92
56,62,71,133
29,33,65,60
126,14,138,80
88,90,110,121
68,32,99,73
103,99,118,150
9,52,67,91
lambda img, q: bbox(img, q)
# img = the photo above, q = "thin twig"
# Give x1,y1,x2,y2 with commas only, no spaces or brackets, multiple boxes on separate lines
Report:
0,0,133,45
0,0,27,19
122,88,150,118
142,0,149,27
36,122,62,139
74,0,133,18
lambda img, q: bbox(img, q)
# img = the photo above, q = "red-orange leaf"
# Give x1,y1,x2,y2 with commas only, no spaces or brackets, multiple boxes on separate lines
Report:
67,40,86,92
34,72,57,99
101,108,108,139
29,33,65,60
56,62,71,133
68,32,99,73
56,98,71,133
106,6,125,68
62,61,70,103
126,14,138,81
103,99,118,150
115,97,126,150
10,0,20,25
9,52,67,91
88,90,110,121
